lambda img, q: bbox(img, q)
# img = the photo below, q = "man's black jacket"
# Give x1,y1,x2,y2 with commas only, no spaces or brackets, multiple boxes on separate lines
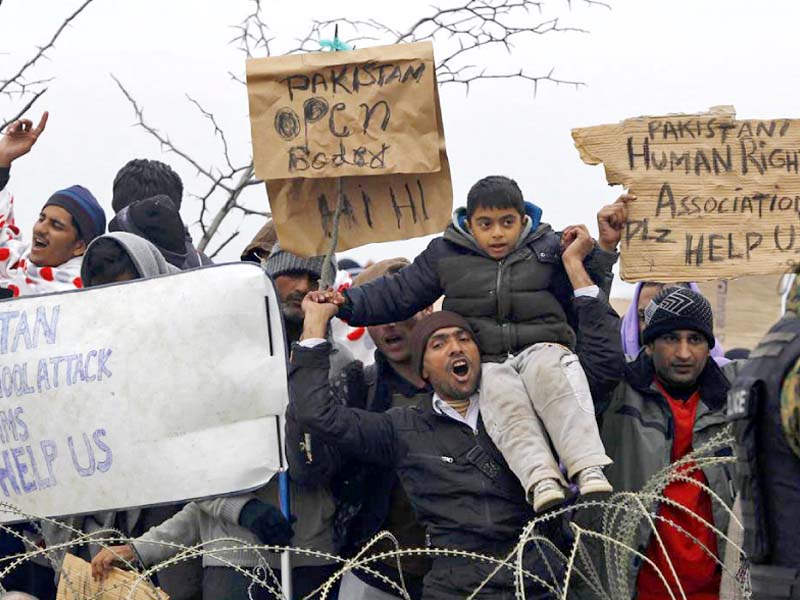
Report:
289,293,624,598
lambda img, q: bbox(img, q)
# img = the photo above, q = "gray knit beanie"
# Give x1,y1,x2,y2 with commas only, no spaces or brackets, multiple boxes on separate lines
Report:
262,242,336,281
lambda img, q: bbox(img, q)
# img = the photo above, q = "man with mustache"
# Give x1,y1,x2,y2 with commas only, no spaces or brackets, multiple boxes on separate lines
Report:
290,226,623,599
583,286,742,600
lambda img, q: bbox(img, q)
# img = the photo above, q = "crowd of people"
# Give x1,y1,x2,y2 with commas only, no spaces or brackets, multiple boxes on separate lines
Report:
0,111,798,600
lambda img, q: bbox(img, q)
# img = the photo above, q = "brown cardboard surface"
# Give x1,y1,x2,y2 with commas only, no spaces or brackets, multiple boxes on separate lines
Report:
267,148,452,256
247,41,440,180
57,553,169,600
573,106,800,281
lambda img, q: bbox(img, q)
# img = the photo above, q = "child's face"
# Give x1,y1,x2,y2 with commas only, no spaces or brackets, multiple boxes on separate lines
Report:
467,206,524,260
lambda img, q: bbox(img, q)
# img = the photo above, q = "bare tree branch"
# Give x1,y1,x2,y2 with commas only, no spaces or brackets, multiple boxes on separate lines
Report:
112,74,222,186
197,164,256,253
1,0,98,125
438,66,584,96
208,230,242,259
230,0,272,58
185,94,236,173
0,88,47,131
0,0,97,96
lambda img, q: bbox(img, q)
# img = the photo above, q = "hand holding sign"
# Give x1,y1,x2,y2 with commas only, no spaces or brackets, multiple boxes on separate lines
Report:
596,193,636,252
58,553,168,600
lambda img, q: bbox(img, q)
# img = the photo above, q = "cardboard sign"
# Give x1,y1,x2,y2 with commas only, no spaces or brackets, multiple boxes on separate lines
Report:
247,41,441,180
573,106,800,281
57,554,168,600
0,263,287,522
266,147,452,256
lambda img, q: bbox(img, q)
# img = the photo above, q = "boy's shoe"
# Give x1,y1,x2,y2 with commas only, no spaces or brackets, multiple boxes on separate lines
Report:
576,466,613,495
531,478,566,513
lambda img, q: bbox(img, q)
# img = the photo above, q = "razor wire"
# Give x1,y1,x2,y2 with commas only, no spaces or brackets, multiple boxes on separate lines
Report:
0,427,750,599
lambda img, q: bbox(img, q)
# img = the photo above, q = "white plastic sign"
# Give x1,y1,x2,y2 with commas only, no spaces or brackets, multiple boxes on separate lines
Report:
0,263,287,522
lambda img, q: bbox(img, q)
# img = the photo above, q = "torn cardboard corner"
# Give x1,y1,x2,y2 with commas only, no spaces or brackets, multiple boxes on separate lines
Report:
57,554,169,600
572,106,800,282
247,41,441,180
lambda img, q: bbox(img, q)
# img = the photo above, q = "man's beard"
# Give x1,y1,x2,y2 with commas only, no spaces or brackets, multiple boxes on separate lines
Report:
282,306,305,344
430,369,481,401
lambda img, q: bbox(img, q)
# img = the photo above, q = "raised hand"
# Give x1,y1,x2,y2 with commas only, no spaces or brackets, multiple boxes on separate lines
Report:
301,291,340,340
0,112,49,167
562,224,595,263
597,193,636,252
561,225,596,289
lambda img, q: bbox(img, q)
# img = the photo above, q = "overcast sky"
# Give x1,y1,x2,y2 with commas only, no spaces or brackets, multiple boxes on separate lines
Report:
2,0,799,297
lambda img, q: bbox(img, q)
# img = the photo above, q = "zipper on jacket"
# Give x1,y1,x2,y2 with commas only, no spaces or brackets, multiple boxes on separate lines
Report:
723,465,735,500
408,452,454,463
495,260,504,320
495,260,512,353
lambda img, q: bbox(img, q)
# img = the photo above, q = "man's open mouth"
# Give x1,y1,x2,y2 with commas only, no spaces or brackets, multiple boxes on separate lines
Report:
32,237,48,249
451,358,470,380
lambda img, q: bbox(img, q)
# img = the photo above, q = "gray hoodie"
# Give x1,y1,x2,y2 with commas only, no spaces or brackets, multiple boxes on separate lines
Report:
81,231,180,284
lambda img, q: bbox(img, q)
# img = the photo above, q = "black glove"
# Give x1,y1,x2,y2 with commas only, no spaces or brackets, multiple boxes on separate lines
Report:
238,499,294,546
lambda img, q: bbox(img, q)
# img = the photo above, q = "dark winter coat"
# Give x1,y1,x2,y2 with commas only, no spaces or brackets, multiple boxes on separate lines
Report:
290,293,624,599
338,203,617,362
572,352,741,598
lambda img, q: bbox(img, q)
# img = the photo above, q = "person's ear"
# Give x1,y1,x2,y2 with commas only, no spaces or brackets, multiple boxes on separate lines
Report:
422,305,434,316
644,342,654,357
72,239,87,258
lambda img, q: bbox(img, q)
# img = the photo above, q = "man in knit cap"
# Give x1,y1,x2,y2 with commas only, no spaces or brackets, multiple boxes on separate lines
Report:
575,286,743,599
0,112,105,297
291,227,622,599
262,243,337,344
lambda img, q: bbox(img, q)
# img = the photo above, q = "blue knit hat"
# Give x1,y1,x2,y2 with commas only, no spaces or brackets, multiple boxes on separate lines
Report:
45,185,106,245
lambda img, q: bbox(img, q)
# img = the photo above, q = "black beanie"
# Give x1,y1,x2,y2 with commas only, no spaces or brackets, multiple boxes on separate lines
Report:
642,287,715,349
109,195,186,254
410,311,476,378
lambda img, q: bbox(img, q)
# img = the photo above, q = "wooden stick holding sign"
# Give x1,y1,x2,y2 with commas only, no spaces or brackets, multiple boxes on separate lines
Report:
573,106,800,282
319,25,350,290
